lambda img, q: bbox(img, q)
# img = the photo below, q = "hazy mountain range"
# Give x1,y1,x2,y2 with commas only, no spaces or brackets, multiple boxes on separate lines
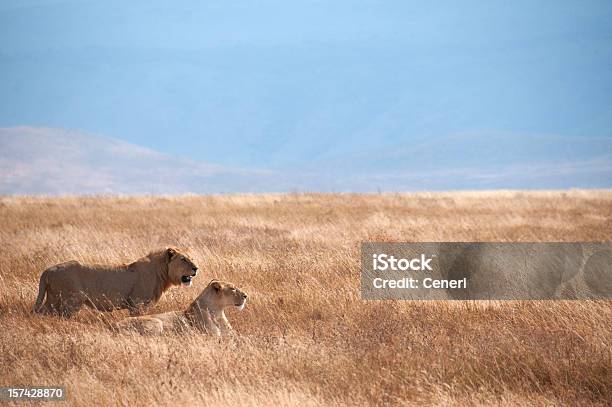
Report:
1,126,610,194
0,126,281,194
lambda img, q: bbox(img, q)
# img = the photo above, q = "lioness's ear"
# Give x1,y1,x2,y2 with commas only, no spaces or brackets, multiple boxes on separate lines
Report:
167,247,177,259
210,281,222,292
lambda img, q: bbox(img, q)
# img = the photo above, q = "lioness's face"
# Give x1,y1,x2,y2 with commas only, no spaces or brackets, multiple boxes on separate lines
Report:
209,281,248,310
167,248,199,287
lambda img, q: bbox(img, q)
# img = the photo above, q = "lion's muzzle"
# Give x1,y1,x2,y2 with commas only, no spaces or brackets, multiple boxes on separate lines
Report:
181,275,193,286
236,293,247,310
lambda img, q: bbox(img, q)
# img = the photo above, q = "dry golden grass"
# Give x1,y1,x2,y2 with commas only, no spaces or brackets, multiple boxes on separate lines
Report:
1,191,611,406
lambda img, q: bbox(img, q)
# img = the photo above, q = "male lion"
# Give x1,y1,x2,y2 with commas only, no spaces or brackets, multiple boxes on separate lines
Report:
34,248,199,317
116,280,247,336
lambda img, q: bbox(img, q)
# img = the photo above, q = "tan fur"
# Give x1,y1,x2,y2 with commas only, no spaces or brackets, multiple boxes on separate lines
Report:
116,280,247,336
34,248,199,317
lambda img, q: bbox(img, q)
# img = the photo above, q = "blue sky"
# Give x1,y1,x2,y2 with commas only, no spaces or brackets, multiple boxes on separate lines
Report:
1,0,611,190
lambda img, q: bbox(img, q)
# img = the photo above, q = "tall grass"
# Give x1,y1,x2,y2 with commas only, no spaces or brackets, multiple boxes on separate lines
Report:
1,191,611,405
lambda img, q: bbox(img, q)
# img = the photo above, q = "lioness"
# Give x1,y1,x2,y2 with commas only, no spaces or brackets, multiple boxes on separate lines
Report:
34,248,199,317
116,280,247,336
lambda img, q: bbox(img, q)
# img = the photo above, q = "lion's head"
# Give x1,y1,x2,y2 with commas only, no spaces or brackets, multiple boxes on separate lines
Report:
201,280,248,310
166,247,199,287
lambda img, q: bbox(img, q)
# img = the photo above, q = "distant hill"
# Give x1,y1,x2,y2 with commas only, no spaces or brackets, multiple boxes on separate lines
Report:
305,131,612,190
1,126,611,194
0,126,280,194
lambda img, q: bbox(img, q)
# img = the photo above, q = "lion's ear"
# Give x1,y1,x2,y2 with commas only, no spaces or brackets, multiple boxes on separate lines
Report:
167,247,177,259
210,281,222,292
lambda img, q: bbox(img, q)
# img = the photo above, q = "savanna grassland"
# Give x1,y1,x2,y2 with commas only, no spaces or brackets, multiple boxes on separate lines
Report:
1,191,611,406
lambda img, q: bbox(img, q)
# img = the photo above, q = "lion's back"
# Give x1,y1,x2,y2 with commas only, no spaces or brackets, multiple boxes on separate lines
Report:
44,261,136,303
47,260,80,272
44,260,85,289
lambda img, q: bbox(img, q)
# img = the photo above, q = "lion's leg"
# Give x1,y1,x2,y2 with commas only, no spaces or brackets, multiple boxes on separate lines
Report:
125,296,152,316
60,306,79,318
211,311,233,334
59,296,83,318
198,310,221,336
219,314,233,333
38,302,55,315
128,304,149,316
40,292,62,316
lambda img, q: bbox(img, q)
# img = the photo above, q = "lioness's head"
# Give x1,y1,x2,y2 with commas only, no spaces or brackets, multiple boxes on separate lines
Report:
166,247,199,287
202,280,248,310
